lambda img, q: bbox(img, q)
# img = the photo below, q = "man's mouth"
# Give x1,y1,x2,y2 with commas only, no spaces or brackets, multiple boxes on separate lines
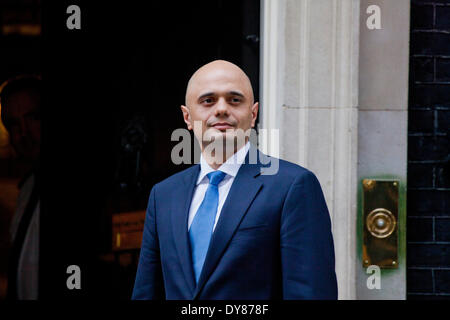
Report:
211,122,234,131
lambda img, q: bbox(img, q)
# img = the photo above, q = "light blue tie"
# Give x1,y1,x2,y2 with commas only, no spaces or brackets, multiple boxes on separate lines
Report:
189,170,227,283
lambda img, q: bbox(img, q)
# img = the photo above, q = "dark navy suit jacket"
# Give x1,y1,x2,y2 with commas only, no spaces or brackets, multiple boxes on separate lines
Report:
132,147,337,300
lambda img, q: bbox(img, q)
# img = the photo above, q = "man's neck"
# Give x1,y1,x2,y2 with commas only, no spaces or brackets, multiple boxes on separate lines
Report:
201,140,249,170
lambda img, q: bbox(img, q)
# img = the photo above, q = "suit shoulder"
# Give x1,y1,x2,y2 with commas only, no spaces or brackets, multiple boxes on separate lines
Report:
262,154,316,179
257,153,324,191
278,158,311,174
152,164,199,191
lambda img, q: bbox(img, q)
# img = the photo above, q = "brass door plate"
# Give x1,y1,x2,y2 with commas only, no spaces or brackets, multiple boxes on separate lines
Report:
362,179,399,268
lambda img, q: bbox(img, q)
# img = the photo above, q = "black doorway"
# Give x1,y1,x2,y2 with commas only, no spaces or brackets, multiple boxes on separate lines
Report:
41,0,260,299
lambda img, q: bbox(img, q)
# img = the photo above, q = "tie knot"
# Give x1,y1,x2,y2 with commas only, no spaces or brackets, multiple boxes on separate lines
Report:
207,171,226,186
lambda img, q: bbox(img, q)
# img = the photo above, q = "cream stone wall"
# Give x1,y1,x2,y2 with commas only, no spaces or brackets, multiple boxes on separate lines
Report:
260,0,409,299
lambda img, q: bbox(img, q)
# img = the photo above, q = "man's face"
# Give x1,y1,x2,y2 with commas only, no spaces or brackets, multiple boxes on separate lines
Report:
181,62,258,150
2,88,41,160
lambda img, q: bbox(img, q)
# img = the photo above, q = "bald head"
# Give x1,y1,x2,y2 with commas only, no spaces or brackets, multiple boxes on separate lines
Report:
180,59,259,158
185,60,254,106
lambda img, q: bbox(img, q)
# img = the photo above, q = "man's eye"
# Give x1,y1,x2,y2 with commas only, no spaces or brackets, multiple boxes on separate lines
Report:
202,98,214,104
231,97,242,103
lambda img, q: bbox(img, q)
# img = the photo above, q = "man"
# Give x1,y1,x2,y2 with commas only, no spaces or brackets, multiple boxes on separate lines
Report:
0,75,41,299
132,60,337,299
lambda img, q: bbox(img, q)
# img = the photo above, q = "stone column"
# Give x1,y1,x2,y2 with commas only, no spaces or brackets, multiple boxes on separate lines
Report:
356,0,409,300
260,0,360,300
260,0,410,299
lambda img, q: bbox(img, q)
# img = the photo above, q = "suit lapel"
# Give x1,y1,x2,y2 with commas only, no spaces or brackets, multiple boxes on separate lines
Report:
171,164,200,297
192,149,264,299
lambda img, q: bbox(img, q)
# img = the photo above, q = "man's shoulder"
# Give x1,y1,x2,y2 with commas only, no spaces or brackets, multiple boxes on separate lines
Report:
257,155,324,197
152,164,199,191
258,151,316,181
151,151,319,191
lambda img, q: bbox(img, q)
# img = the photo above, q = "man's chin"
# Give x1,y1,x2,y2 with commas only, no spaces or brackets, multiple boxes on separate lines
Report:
210,130,237,141
204,128,231,139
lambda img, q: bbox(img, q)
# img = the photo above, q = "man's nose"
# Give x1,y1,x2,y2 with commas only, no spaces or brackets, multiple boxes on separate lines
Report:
214,98,229,116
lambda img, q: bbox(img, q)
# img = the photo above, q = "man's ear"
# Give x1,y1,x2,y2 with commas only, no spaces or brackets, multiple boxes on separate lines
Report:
251,102,259,127
180,105,192,130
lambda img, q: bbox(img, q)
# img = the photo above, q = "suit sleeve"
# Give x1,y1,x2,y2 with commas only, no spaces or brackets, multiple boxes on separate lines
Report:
131,185,165,299
280,170,338,299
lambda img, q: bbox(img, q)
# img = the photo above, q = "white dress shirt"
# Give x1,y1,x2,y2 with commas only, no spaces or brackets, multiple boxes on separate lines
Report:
188,142,250,231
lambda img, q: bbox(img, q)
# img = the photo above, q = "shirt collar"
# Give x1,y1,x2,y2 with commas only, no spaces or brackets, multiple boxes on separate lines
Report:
196,141,250,185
